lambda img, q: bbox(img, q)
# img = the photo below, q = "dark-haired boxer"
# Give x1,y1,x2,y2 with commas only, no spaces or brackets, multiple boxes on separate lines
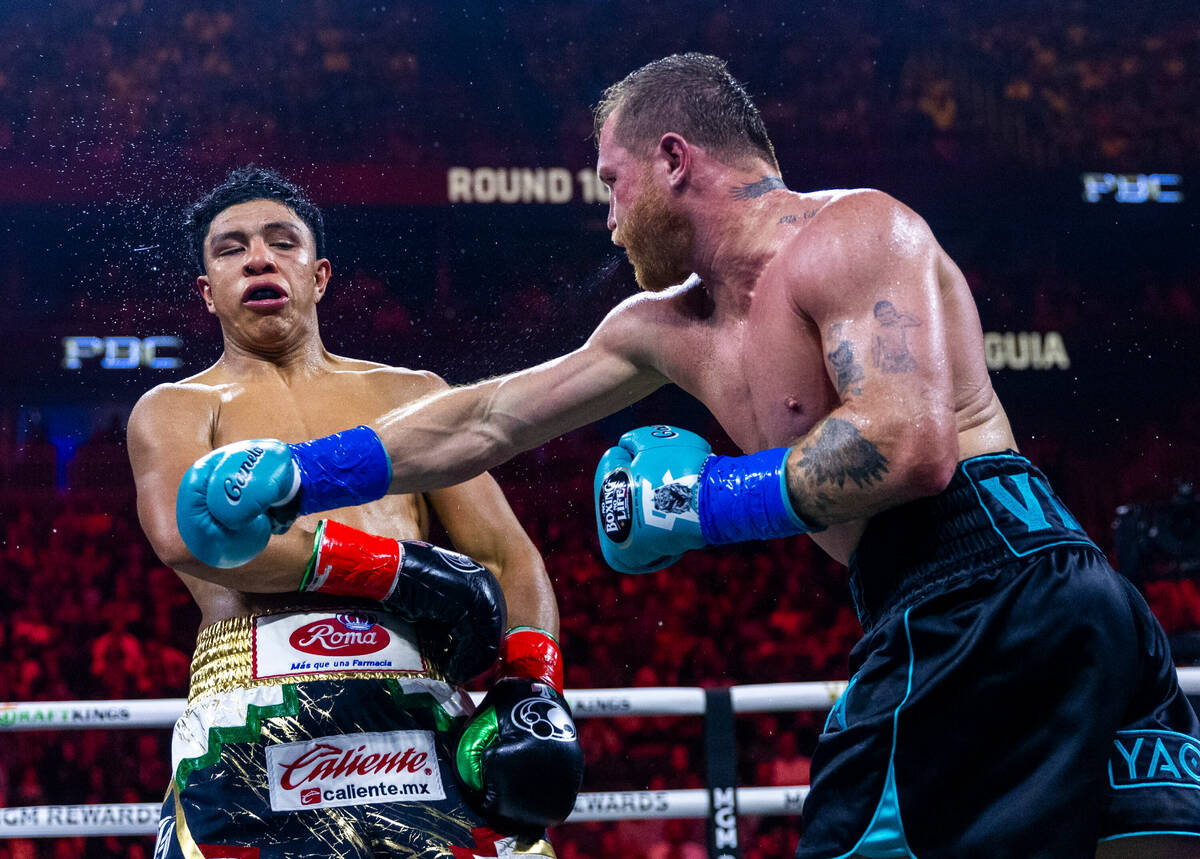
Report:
176,59,1200,857
129,166,581,858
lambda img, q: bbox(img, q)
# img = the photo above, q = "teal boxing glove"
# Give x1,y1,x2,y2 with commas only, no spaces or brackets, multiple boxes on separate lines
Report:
176,426,391,569
593,426,711,574
593,425,821,574
176,440,296,568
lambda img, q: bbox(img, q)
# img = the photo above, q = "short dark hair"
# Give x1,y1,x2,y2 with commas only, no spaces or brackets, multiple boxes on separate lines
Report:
594,53,779,173
185,166,325,270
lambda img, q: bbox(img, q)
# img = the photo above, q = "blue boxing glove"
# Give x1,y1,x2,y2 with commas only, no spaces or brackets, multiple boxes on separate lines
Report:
593,425,821,574
176,426,391,569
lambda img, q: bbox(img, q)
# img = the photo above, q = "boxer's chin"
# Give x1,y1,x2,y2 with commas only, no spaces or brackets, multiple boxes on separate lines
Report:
628,251,693,293
622,189,694,293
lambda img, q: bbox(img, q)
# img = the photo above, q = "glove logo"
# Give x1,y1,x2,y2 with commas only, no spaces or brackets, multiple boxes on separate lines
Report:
222,446,265,504
649,425,679,439
431,546,484,575
511,697,577,742
598,469,633,543
643,470,699,531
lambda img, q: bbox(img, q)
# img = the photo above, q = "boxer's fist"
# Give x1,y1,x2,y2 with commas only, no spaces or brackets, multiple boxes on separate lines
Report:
593,425,711,573
457,628,582,832
386,541,506,685
176,426,393,569
457,677,582,831
176,440,298,568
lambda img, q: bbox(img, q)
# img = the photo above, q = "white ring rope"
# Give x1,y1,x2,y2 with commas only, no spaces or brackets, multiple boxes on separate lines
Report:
0,680,852,732
0,787,815,837
4,669,1199,839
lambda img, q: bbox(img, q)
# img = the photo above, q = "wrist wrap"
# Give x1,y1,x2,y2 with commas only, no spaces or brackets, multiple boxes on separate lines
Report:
501,626,563,693
698,447,820,544
289,425,392,515
301,519,402,600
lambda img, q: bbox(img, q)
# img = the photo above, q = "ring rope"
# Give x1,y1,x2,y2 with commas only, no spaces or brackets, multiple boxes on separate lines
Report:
4,669,1199,839
0,787,815,837
0,680,859,732
8,668,1200,730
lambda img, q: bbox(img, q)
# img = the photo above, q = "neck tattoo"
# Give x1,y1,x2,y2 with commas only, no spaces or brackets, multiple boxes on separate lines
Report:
730,176,787,200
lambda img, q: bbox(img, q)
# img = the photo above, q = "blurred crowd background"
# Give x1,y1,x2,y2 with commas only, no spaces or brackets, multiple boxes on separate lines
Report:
1,0,1198,856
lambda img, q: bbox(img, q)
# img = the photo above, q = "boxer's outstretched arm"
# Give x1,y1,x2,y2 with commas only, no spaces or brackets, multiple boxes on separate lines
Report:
373,300,669,493
404,370,560,636
783,192,959,525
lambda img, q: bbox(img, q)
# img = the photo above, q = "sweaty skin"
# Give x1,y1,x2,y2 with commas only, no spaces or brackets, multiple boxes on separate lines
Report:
129,199,556,633
367,118,1015,566
351,112,1193,859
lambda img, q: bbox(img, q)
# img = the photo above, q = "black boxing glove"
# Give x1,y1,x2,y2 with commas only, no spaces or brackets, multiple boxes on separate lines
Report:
302,522,506,685
455,627,584,832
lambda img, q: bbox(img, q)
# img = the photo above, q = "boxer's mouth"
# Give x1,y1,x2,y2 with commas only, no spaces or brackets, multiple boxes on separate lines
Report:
242,281,289,310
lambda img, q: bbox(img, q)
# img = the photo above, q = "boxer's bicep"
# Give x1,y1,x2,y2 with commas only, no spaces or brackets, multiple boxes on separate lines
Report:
807,197,955,432
783,195,957,517
128,385,320,588
127,384,218,567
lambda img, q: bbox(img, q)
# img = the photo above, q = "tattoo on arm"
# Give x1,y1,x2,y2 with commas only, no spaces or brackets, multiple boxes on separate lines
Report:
826,340,864,397
795,418,889,490
870,300,922,374
730,176,787,200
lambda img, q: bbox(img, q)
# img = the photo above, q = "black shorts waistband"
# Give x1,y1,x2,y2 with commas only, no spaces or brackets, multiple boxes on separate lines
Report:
848,451,1098,631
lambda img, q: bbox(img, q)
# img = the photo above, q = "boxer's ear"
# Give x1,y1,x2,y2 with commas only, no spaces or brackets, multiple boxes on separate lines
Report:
196,275,216,314
658,133,690,190
313,259,331,303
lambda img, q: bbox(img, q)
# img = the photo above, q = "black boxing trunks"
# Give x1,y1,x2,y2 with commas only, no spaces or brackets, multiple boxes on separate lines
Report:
152,608,555,859
796,451,1200,859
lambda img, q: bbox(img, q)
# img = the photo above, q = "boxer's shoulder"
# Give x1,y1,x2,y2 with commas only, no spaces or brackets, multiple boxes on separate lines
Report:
312,354,446,399
800,188,931,256
604,274,705,328
129,375,225,425
590,280,703,373
779,188,938,311
350,362,449,400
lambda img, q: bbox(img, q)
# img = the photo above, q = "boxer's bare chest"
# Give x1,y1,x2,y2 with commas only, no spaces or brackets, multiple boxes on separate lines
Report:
661,278,839,454
211,373,381,445
205,368,427,540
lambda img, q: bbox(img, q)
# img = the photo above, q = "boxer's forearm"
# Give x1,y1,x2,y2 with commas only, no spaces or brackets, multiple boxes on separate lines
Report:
783,410,956,526
159,525,318,590
373,376,547,493
374,352,665,494
494,551,560,639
